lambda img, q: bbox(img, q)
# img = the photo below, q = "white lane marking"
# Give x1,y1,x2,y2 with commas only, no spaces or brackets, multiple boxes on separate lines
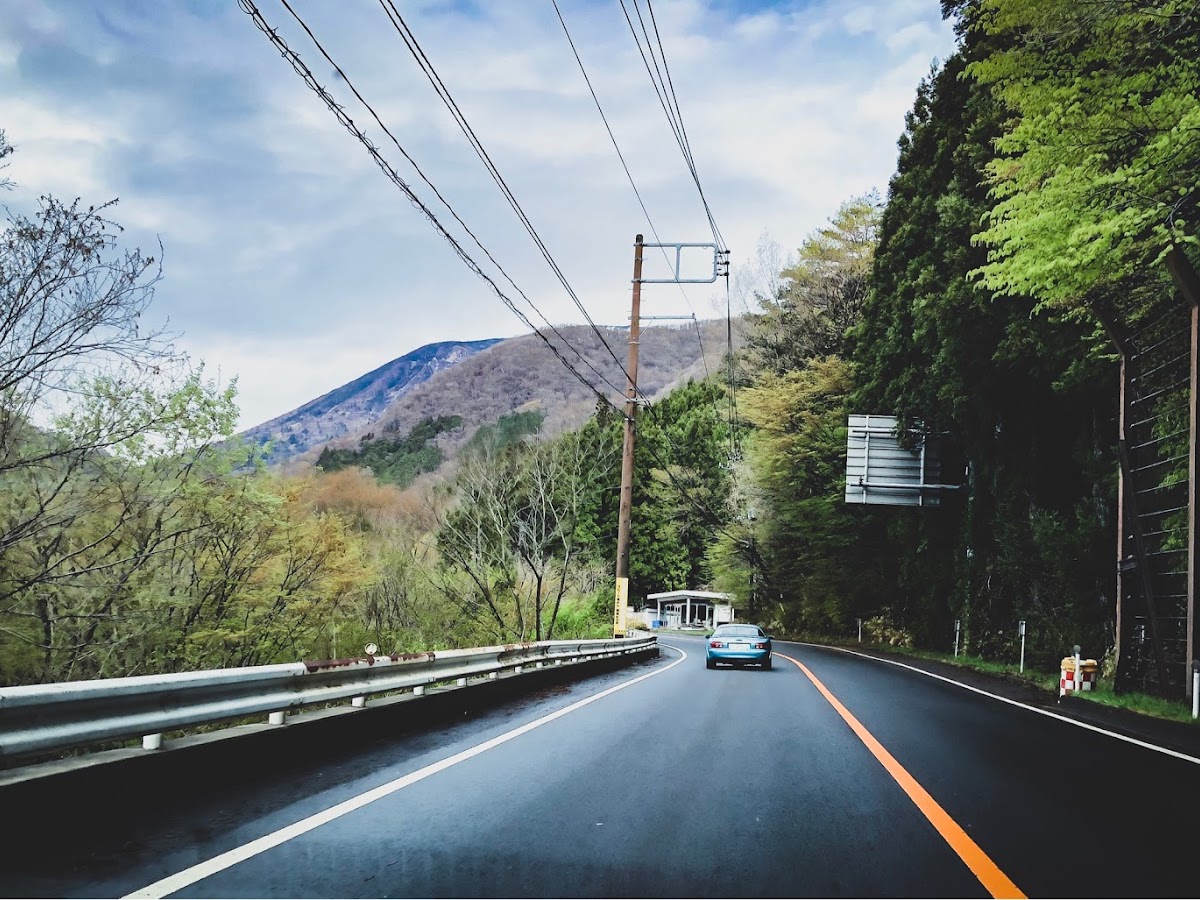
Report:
125,646,687,899
799,643,1200,766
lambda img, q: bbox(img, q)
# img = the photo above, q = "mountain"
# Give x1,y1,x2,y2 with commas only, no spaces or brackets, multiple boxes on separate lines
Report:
308,320,739,469
240,338,502,464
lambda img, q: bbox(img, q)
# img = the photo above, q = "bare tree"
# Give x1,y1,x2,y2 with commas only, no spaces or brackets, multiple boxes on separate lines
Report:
433,423,616,643
0,135,237,682
0,131,12,191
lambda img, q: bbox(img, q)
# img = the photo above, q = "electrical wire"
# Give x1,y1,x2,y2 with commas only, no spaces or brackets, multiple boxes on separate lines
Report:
555,0,742,489
374,0,642,396
611,0,742,455
553,1,712,382
242,0,741,541
644,0,728,254
618,0,726,253
240,0,629,410
268,0,629,402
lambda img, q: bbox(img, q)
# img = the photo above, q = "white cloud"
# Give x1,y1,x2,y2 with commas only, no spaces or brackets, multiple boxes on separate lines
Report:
887,22,937,51
0,0,957,430
733,12,784,43
1,99,118,198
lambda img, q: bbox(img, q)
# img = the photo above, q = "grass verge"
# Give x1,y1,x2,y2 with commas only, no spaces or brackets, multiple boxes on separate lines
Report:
805,636,1200,726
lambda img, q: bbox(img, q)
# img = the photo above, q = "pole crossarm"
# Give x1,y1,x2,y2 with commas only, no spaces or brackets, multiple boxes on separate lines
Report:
635,242,726,283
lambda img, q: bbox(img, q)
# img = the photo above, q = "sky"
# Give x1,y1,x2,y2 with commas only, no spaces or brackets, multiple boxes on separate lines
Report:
0,0,958,430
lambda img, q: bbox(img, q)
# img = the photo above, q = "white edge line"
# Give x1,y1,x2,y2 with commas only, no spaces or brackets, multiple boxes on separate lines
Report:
124,644,687,899
799,642,1200,766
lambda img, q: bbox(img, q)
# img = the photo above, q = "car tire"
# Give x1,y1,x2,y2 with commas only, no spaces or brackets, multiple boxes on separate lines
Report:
706,657,715,669
762,658,772,671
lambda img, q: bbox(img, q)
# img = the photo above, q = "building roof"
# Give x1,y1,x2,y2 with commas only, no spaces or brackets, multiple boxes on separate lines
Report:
645,590,734,602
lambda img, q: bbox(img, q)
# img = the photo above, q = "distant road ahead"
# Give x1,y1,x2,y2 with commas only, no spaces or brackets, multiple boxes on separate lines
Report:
6,636,1195,898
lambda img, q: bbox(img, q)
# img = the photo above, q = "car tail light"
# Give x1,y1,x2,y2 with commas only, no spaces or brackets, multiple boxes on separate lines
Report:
710,640,723,648
755,642,767,649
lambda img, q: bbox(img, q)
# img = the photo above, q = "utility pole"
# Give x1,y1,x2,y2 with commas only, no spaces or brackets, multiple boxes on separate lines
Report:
611,237,726,638
613,234,645,638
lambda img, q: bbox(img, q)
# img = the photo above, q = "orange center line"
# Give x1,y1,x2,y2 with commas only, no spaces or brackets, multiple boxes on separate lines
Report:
777,652,1026,900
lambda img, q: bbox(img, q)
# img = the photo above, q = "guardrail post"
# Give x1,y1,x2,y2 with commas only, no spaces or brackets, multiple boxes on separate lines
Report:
514,665,523,674
488,672,498,680
413,685,425,696
268,711,286,726
351,696,366,708
142,733,162,750
456,677,468,686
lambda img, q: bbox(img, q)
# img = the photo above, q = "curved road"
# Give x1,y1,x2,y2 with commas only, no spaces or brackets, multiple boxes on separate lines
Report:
5,636,1197,898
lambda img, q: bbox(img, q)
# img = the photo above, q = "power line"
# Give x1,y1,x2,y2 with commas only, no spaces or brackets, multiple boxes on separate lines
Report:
553,1,712,381
725,275,742,461
555,0,741,497
644,0,728,254
618,0,727,253
242,0,740,541
374,0,642,397
263,0,631,402
644,0,729,252
240,0,628,409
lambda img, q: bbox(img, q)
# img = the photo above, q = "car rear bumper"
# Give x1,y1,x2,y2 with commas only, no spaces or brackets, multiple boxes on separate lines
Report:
707,648,771,664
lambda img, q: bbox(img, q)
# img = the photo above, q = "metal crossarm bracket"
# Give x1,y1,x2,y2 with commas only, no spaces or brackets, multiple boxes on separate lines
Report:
635,242,722,284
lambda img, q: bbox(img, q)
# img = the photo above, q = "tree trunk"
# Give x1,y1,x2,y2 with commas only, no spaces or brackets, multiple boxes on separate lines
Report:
1166,246,1200,308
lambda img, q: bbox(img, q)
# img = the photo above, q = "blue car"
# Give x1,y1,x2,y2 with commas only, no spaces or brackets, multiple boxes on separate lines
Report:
705,624,772,670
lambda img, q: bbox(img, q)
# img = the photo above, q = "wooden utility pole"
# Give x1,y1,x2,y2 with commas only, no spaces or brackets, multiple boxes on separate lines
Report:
613,234,645,638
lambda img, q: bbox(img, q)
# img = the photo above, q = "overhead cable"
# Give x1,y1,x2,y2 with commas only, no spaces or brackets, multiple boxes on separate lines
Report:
272,0,630,400
374,0,643,397
553,0,713,383
240,0,629,407
242,0,739,539
618,0,727,252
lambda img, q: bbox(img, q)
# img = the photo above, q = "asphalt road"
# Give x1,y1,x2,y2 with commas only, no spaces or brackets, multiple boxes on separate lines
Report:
4,636,1197,898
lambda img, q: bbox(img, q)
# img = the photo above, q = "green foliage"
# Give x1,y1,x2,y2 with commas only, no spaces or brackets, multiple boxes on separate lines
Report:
463,409,546,453
746,194,884,373
967,0,1200,308
846,35,1116,656
739,358,894,634
626,380,734,601
861,615,914,648
316,416,462,487
435,416,618,643
549,588,615,640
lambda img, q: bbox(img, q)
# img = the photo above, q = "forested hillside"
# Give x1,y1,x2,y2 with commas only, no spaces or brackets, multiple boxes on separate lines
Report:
239,339,501,465
4,0,1198,703
720,0,1200,693
316,321,734,460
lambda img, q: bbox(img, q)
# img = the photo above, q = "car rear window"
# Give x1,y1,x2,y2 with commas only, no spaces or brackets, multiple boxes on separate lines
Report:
715,625,762,637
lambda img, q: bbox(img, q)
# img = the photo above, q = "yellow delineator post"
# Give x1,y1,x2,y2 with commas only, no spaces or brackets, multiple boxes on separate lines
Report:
613,577,629,638
613,235,645,638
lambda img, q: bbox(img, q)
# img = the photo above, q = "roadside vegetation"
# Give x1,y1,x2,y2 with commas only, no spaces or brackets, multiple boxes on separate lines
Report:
831,639,1200,726
0,118,730,682
3,0,1200,727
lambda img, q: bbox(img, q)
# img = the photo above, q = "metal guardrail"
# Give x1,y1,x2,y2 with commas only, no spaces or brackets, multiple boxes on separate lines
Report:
0,636,656,760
